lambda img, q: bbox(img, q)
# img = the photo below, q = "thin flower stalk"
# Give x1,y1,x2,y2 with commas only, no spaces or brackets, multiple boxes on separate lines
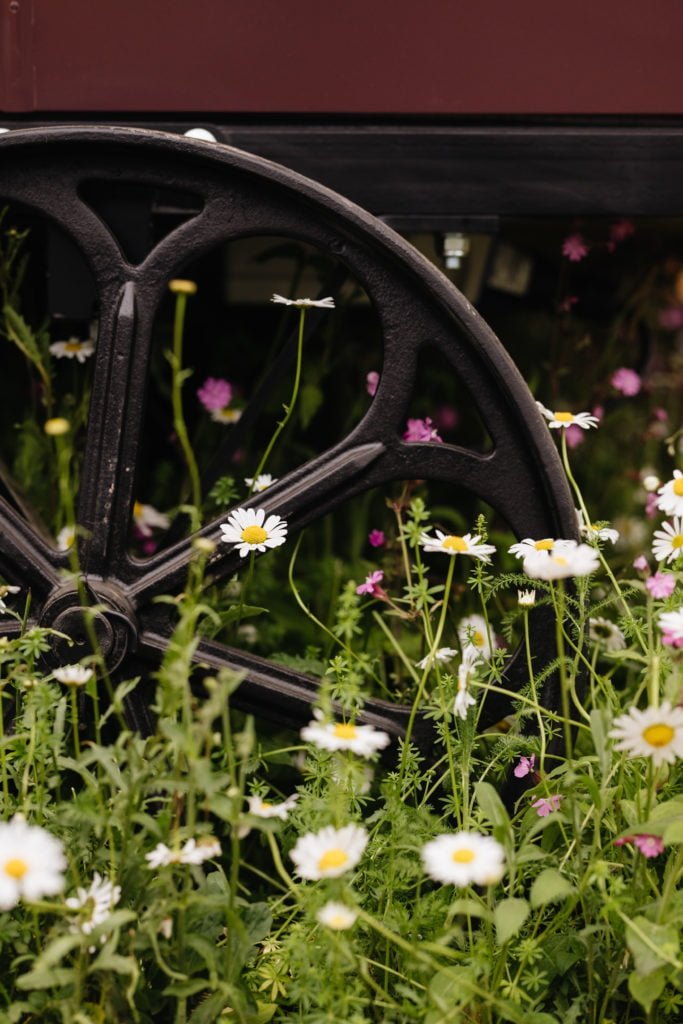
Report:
169,284,202,513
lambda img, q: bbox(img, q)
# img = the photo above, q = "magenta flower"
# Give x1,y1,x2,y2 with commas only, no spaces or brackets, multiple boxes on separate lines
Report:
633,555,649,572
653,407,668,423
611,367,641,397
662,630,683,649
433,404,459,432
366,371,380,397
646,572,676,599
368,529,385,548
564,424,585,449
645,492,659,520
403,417,443,443
356,570,386,598
615,834,664,858
562,234,589,262
609,219,635,245
197,377,233,412
531,794,562,817
513,754,535,778
659,306,683,330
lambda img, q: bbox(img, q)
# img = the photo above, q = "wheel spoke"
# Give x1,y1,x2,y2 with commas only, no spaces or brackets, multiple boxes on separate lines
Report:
0,496,61,596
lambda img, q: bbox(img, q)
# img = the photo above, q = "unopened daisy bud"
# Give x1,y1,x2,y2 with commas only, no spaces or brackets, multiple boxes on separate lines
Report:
518,589,536,607
168,279,197,295
44,417,70,436
192,536,216,554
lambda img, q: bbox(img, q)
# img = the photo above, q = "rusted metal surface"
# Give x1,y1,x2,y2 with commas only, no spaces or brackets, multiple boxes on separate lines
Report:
0,126,577,737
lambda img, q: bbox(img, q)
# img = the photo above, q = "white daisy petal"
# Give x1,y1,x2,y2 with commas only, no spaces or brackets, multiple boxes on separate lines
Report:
656,470,683,518
609,702,683,767
316,901,358,930
300,718,390,758
536,402,599,430
652,518,683,565
523,540,599,580
290,824,368,880
0,817,66,910
247,793,299,820
419,530,495,562
271,294,335,308
52,664,94,687
421,831,505,887
589,617,626,652
457,614,493,661
49,338,95,363
219,507,288,558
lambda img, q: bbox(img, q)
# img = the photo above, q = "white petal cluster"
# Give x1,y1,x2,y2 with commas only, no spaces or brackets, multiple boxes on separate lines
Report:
0,584,20,613
0,817,66,910
421,831,505,887
453,648,479,721
247,793,299,820
220,507,288,558
589,617,627,652
57,525,76,551
301,711,390,758
508,537,558,557
659,609,683,644
316,901,358,930
53,664,94,687
416,647,458,670
536,402,599,430
609,702,683,767
419,530,495,562
133,501,170,537
271,294,335,308
49,338,95,363
523,540,600,580
457,614,493,661
66,872,121,934
146,836,221,868
652,518,683,564
290,824,368,880
245,473,278,493
656,470,683,518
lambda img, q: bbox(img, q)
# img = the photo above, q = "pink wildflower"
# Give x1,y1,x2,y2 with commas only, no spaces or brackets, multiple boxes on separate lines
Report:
433,405,459,432
531,795,562,817
403,417,443,443
368,529,385,548
611,367,641,397
646,493,659,520
659,306,683,330
633,555,649,572
653,407,668,423
356,570,386,598
513,754,535,779
197,377,233,412
366,371,380,397
615,834,664,858
646,572,676,599
562,234,589,262
662,631,683,649
609,219,635,245
564,424,585,449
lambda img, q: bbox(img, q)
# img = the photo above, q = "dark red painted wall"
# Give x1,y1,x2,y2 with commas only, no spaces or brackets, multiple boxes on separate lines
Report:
1,0,682,114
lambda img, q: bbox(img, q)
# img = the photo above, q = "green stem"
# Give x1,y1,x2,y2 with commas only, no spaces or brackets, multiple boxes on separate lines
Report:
171,292,202,512
523,608,547,774
249,306,307,490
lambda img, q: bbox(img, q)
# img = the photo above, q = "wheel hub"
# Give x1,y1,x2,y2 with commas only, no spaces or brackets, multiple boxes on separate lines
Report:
40,581,137,673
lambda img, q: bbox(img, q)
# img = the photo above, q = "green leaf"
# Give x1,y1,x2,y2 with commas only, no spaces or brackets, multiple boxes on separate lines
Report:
494,897,531,945
628,967,667,1011
530,868,575,908
663,820,683,844
163,979,210,999
188,989,229,1024
475,780,511,838
15,967,75,991
625,915,680,975
446,897,492,922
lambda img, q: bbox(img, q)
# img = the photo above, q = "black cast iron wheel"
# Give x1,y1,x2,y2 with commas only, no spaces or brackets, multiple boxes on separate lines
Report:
0,126,577,744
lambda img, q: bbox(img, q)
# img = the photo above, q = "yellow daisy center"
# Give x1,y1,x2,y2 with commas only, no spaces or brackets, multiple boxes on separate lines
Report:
328,913,348,928
133,501,144,518
4,858,28,879
443,535,468,552
534,539,554,550
672,535,683,550
260,801,272,810
333,723,358,740
318,848,349,872
553,556,568,566
673,479,683,496
65,341,82,352
241,525,268,545
451,848,476,864
553,411,574,423
642,723,675,748
473,631,485,647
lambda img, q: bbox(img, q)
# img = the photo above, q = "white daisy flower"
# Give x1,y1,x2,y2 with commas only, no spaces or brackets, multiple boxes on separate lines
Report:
66,872,121,935
419,530,495,562
145,843,181,868
219,507,288,558
247,793,299,820
271,294,335,308
589,617,627,652
316,901,358,931
453,648,479,720
290,824,368,880
49,338,95,363
517,589,536,607
652,518,683,564
301,710,390,758
457,614,493,660
658,609,683,645
421,831,506,887
508,537,562,558
416,647,458,670
211,406,242,424
57,524,75,551
609,701,683,767
0,817,66,910
245,473,278,492
523,540,600,580
536,402,599,430
656,470,683,518
53,664,94,687
0,584,20,613
133,501,170,538
145,836,220,868
578,511,619,544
